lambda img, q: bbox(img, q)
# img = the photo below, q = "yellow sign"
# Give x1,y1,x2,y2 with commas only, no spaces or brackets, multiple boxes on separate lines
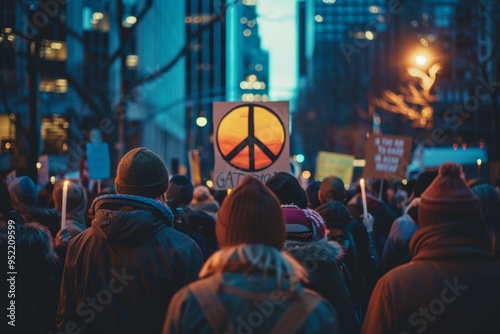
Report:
315,151,355,185
213,102,289,190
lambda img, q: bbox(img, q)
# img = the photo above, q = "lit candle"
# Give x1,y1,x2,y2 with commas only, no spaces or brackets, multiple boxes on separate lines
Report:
477,159,482,178
61,180,69,229
360,178,368,218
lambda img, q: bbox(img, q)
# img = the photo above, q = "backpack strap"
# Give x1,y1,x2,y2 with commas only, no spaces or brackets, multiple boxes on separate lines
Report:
189,275,235,334
270,290,322,334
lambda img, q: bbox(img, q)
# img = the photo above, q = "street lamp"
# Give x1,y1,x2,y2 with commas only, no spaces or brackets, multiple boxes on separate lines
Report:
414,55,428,67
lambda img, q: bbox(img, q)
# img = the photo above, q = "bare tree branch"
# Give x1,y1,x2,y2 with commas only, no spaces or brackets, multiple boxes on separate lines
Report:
64,71,105,120
124,1,232,97
103,0,153,71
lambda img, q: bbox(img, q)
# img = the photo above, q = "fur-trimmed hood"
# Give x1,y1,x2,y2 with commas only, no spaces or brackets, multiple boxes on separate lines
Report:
284,239,344,264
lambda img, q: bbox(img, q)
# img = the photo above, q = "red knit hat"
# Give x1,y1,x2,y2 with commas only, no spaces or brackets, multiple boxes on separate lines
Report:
282,205,326,242
216,176,286,249
418,162,479,227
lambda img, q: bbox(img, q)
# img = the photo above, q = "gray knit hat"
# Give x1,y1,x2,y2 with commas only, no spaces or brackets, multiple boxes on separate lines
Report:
115,147,169,198
8,176,38,206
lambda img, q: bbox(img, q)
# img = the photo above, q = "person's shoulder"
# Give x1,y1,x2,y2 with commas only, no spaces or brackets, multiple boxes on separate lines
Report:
157,226,204,257
301,288,340,330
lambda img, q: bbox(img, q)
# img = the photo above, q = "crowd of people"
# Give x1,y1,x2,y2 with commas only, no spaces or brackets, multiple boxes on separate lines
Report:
1,146,500,333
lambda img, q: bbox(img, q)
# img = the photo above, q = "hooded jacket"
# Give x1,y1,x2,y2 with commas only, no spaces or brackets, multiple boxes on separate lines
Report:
285,240,360,334
56,194,204,334
315,201,379,306
362,220,500,334
163,245,339,334
381,198,420,273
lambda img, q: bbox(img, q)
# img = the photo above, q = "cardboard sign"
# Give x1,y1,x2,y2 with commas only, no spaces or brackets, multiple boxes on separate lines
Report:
86,142,110,180
315,151,355,185
37,155,49,186
364,134,412,180
188,149,202,186
213,101,290,190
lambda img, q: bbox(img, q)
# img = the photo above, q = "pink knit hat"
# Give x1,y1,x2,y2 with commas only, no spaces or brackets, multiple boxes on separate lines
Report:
282,205,326,242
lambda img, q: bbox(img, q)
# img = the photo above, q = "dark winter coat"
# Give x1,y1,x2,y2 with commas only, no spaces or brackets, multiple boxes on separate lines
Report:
381,198,420,273
285,240,360,334
56,194,204,334
1,214,60,333
15,203,61,238
315,201,379,307
347,193,397,256
362,220,500,334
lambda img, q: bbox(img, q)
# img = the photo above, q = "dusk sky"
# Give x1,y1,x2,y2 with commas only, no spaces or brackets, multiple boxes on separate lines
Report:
256,0,297,104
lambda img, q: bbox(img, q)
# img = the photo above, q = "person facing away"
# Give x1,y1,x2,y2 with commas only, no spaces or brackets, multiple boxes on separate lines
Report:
315,176,379,319
190,185,220,217
52,180,88,247
1,176,60,333
471,183,500,262
163,176,339,334
57,147,204,334
362,162,500,334
266,171,310,209
282,205,360,334
381,170,438,273
166,175,218,261
8,175,61,237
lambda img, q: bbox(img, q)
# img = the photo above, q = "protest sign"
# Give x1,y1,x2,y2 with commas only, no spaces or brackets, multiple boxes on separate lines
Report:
213,102,289,190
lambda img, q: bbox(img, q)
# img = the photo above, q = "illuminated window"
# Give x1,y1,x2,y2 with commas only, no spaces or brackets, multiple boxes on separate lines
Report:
40,40,67,61
39,78,68,93
126,55,139,68
41,115,69,154
83,8,110,32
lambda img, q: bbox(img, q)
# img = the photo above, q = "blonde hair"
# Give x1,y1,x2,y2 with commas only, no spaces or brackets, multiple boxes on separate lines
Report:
200,244,308,289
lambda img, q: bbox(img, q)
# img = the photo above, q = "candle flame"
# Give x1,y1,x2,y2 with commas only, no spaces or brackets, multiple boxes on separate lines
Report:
64,180,70,187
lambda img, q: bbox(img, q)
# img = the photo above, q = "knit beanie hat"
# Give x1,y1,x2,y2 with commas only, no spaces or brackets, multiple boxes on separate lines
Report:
166,175,194,207
306,180,321,209
319,176,346,203
418,162,479,227
216,176,286,249
265,172,309,209
409,170,438,201
115,147,169,199
8,176,38,206
282,205,326,242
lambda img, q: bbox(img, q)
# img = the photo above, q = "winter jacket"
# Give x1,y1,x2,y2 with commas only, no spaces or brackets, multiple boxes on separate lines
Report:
285,240,360,334
380,198,420,273
362,220,500,334
1,214,60,333
315,201,379,307
163,254,339,334
347,193,397,257
14,203,61,238
57,194,204,334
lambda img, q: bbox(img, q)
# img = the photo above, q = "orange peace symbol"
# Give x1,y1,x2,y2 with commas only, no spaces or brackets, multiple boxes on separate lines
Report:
216,104,286,172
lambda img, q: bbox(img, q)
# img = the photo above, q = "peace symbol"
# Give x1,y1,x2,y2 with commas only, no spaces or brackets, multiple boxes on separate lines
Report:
216,104,286,172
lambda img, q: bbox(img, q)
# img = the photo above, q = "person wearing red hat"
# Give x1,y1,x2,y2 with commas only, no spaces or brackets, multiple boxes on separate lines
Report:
164,176,339,334
362,162,500,334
